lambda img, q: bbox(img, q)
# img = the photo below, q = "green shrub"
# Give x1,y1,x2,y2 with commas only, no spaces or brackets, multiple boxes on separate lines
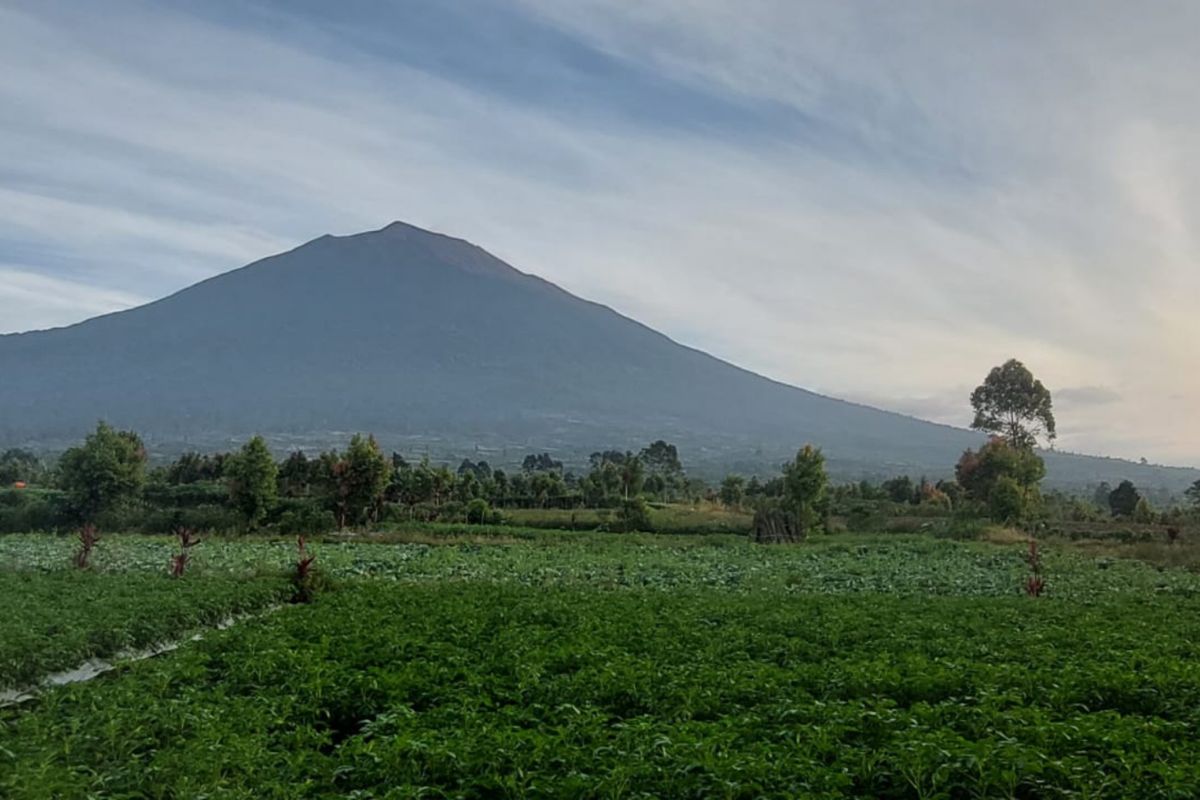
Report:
988,476,1026,523
275,504,337,537
0,490,71,532
465,498,489,524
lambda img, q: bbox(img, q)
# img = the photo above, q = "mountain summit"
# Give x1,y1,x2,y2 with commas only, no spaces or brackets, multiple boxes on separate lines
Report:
1,223,1194,488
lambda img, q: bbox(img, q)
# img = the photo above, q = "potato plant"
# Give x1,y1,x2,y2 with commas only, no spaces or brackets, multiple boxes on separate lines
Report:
4,582,1200,797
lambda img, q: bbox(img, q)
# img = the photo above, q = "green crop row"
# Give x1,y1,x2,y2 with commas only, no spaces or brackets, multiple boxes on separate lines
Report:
0,571,289,689
4,582,1200,798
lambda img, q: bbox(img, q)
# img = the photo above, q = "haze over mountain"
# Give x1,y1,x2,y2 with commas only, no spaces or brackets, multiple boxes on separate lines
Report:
1,222,1195,491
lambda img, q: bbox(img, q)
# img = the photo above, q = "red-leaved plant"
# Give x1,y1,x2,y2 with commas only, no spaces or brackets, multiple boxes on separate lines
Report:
296,535,316,578
74,523,101,569
170,526,201,578
292,535,319,603
1024,539,1046,598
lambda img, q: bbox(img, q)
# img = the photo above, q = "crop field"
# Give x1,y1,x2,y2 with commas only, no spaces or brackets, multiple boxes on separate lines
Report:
0,571,287,690
3,531,1200,798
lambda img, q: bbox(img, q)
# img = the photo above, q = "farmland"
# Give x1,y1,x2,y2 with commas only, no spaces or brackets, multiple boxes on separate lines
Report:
4,531,1200,798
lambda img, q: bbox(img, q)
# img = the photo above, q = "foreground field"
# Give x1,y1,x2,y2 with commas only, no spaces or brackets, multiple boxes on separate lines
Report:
3,531,1200,798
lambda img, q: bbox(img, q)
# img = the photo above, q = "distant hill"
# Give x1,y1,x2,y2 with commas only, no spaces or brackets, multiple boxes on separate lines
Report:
2,221,1195,491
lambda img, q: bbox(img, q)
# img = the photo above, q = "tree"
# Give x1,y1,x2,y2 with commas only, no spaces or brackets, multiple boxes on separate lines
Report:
615,496,653,532
1186,480,1200,512
619,454,645,500
1132,496,1155,523
956,438,1046,501
589,450,627,469
522,453,563,474
970,359,1056,449
0,448,42,485
752,446,827,544
529,470,566,507
881,476,916,504
719,475,746,508
935,479,964,508
166,451,226,484
782,445,828,535
454,470,482,503
639,440,684,499
1108,480,1141,518
226,435,279,527
639,440,682,476
278,451,317,498
58,421,147,521
320,435,392,528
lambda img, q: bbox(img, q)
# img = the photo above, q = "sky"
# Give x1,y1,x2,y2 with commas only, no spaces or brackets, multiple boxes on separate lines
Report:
1,0,1197,465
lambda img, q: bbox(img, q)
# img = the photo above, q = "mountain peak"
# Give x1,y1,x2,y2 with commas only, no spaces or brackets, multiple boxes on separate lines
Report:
379,220,436,237
325,220,520,280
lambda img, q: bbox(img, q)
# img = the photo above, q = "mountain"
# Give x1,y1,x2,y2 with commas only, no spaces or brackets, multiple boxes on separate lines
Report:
2,221,1195,490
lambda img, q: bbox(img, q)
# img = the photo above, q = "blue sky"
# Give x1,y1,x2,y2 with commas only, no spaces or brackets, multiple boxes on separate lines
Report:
2,0,1198,464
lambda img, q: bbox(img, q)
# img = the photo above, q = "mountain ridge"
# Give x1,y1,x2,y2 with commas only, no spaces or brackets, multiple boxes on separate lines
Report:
2,221,1195,491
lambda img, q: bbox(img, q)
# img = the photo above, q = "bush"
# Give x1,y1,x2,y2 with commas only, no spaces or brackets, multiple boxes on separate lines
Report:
843,501,889,533
0,490,71,532
275,505,337,537
133,504,244,535
466,498,491,525
142,481,228,509
936,517,990,540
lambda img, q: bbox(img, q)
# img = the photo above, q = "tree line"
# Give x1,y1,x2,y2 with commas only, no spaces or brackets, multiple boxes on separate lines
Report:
1,359,1194,537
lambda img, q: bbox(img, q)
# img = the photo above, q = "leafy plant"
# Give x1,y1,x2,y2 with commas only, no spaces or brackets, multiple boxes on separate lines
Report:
73,523,101,569
1024,538,1046,597
169,526,201,578
291,535,319,603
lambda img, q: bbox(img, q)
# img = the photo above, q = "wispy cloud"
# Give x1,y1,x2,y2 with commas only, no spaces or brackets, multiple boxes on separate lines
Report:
0,0,1196,464
0,266,146,332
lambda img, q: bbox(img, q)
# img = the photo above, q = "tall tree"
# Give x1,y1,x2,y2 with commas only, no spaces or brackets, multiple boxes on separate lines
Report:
1108,480,1141,518
278,451,316,498
639,440,684,500
970,359,1056,449
58,421,147,521
226,435,279,526
619,454,645,500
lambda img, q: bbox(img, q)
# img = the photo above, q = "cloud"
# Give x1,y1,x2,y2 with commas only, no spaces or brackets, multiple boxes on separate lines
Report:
0,267,146,332
0,0,1197,464
1057,386,1123,408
